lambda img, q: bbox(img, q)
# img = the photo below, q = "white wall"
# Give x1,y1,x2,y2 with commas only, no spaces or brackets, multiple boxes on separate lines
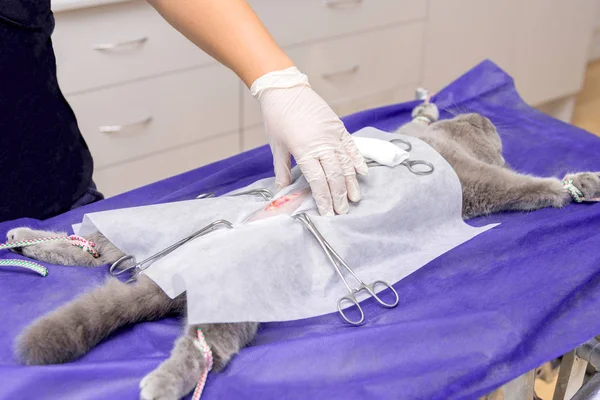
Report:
589,0,600,60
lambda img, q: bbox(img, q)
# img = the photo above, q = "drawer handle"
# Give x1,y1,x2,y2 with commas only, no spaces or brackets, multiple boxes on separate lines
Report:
99,116,153,134
322,65,360,80
93,36,149,51
324,0,363,9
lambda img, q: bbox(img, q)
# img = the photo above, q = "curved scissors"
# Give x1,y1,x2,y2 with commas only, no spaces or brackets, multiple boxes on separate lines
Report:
294,213,399,325
109,219,234,282
366,138,435,175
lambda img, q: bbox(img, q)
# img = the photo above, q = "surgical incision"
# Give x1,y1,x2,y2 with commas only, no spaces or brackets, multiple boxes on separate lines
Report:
245,188,310,222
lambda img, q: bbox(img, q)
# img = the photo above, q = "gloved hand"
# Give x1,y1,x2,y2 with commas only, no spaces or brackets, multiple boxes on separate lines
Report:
251,67,368,216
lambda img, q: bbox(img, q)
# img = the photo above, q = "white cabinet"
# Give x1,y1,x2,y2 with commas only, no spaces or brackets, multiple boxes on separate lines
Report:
67,65,240,169
93,133,240,196
52,1,213,95
423,0,516,91
248,0,426,47
243,23,425,129
51,0,598,197
423,0,597,106
512,0,597,105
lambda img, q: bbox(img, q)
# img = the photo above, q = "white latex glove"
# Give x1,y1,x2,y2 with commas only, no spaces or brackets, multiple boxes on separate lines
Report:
251,67,368,216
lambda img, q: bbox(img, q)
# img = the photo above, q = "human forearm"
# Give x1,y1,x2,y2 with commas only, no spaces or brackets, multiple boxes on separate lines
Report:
147,0,293,86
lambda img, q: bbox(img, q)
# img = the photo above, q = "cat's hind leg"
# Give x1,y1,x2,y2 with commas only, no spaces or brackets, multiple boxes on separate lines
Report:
140,322,258,400
16,275,184,365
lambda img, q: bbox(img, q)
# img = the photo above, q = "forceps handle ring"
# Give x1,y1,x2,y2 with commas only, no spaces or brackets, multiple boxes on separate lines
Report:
338,281,399,326
363,281,400,308
403,159,435,175
338,295,365,326
390,138,412,152
109,255,136,277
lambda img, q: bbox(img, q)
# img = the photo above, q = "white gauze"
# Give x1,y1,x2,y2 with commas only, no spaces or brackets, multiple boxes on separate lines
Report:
352,136,409,167
75,128,497,324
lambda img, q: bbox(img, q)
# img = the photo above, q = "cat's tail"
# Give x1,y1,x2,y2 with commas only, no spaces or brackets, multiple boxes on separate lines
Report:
16,275,184,365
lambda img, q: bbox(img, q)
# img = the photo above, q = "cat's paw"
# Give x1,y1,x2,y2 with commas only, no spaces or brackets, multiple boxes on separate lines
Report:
7,227,62,242
7,227,70,257
16,314,87,365
564,172,600,200
6,227,98,267
411,103,439,122
139,368,191,400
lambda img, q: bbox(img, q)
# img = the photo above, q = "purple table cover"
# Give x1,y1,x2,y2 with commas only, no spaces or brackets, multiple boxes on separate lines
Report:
1,60,599,400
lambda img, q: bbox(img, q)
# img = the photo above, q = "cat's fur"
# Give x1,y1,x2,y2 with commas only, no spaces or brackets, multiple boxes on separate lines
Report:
10,230,258,400
10,104,600,400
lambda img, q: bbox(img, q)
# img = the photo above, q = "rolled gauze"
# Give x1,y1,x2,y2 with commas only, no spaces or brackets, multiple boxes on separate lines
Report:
352,136,409,167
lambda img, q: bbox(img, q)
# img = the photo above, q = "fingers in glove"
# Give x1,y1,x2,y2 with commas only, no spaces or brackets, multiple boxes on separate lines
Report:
319,152,349,215
298,158,334,216
341,132,368,176
272,146,293,192
345,175,361,203
337,150,361,203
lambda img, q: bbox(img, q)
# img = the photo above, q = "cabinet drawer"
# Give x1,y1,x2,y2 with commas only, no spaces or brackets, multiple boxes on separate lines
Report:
53,0,212,94
333,85,416,117
243,23,424,127
250,0,426,47
68,65,240,168
94,133,240,197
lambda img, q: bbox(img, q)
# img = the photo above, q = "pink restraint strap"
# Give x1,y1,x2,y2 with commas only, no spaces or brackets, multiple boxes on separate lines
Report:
192,328,214,400
0,235,100,277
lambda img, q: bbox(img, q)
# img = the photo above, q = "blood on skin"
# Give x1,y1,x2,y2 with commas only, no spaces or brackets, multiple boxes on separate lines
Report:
245,188,310,222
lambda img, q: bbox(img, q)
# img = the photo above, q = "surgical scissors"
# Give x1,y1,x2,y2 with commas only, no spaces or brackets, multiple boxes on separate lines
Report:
109,219,233,282
366,138,435,175
196,188,275,201
294,213,399,325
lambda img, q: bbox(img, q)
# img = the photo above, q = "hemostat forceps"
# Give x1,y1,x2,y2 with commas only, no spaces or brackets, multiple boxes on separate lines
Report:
294,213,399,325
366,138,435,175
196,188,274,201
109,219,233,283
230,188,274,201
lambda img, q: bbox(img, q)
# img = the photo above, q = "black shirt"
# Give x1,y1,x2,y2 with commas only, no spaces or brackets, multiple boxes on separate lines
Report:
0,0,94,221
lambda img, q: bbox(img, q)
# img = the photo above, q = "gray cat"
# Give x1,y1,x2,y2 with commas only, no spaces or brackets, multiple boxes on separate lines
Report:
10,103,600,400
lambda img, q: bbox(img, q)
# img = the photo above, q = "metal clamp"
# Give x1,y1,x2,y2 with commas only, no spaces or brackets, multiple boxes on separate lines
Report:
110,219,233,283
196,193,216,200
390,138,412,152
365,138,435,175
93,36,149,51
196,188,275,201
229,188,275,201
99,116,153,134
401,160,435,175
294,213,399,325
